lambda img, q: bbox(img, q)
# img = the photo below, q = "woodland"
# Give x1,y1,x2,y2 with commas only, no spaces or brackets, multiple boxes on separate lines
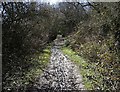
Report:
2,1,120,91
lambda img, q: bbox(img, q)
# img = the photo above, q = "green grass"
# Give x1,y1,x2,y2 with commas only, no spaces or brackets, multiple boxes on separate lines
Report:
13,46,51,87
61,47,95,89
25,46,51,81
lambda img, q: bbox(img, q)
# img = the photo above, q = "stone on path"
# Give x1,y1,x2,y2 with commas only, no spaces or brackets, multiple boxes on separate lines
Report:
34,47,85,91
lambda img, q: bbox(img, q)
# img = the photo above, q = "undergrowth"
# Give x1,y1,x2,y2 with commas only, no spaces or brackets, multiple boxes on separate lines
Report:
3,46,51,91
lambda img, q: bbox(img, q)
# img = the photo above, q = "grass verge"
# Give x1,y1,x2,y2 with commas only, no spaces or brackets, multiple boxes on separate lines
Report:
4,46,51,91
24,46,51,84
61,47,95,90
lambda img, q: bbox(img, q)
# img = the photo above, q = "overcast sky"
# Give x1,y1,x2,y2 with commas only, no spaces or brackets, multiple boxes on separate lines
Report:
35,0,87,5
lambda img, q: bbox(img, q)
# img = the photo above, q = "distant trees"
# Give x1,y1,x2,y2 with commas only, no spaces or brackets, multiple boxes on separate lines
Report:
58,2,88,34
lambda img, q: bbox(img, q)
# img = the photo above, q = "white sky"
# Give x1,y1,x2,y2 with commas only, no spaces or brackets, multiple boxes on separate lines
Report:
40,0,87,5
43,0,62,5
